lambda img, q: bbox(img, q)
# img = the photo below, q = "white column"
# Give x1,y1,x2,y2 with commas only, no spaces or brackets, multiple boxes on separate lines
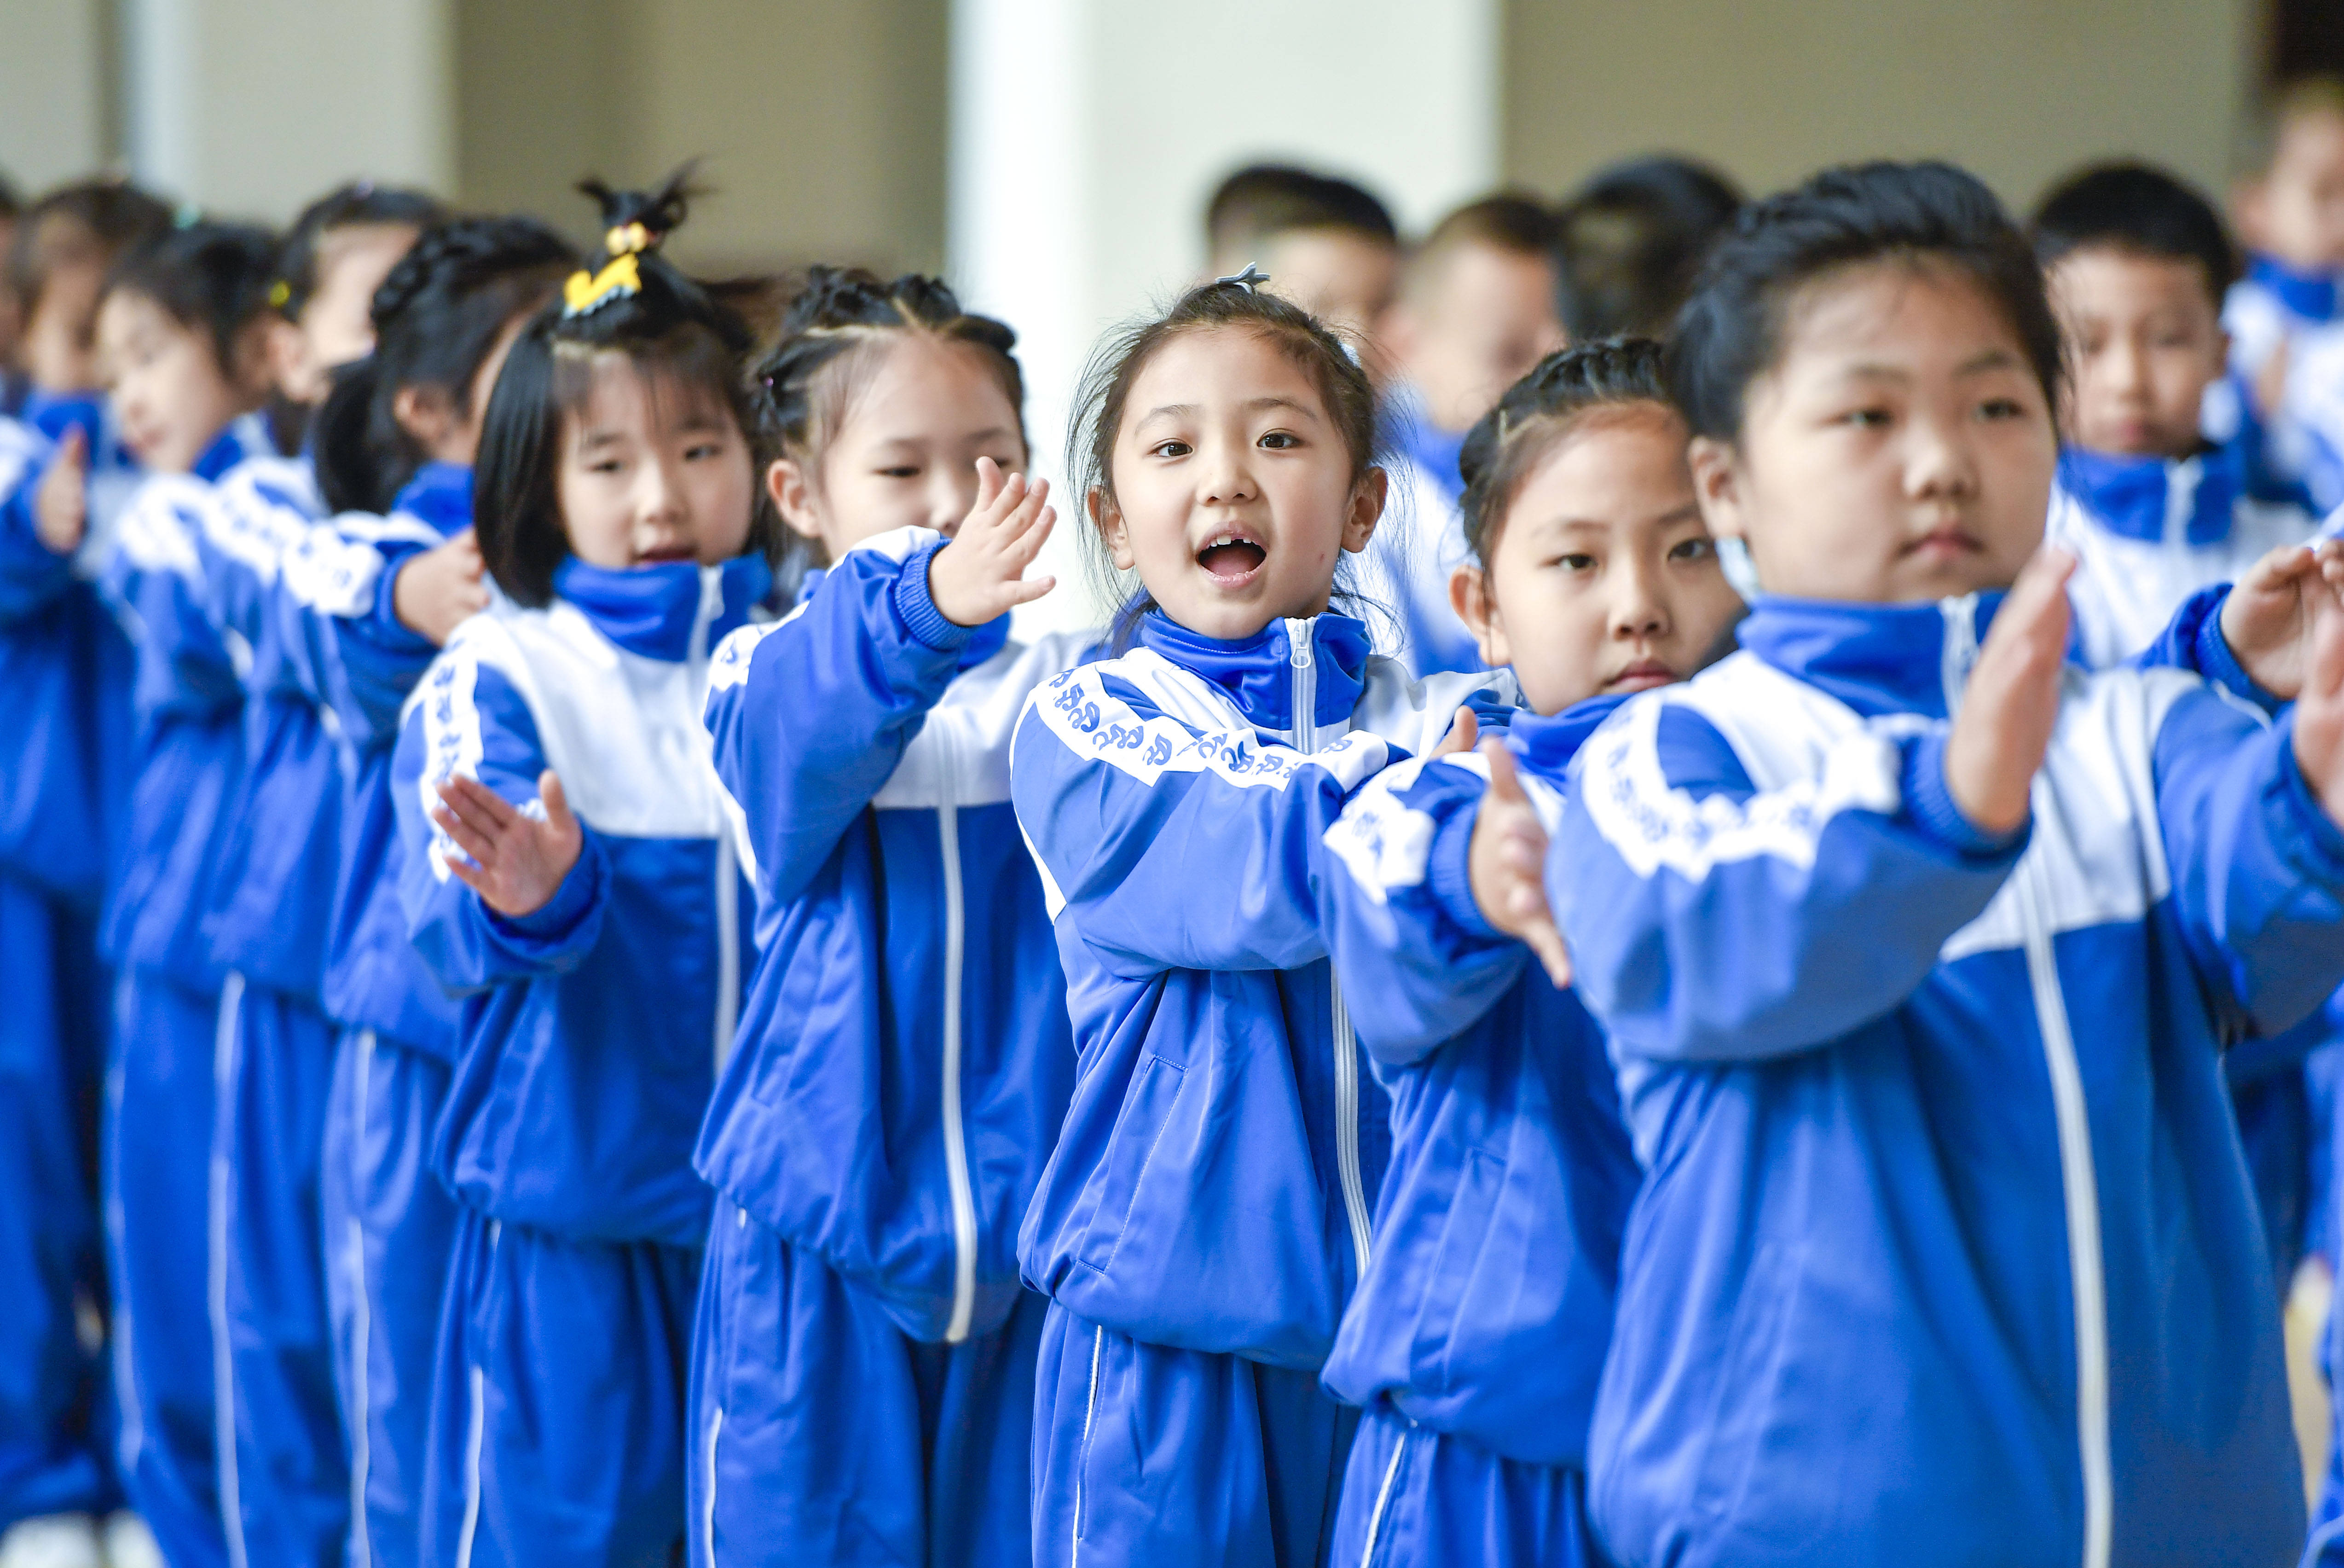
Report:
949,0,1500,633
125,0,455,221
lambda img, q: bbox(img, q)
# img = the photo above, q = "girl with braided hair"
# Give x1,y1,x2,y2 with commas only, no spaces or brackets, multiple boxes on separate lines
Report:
388,169,776,1568
293,210,575,1568
1314,337,1741,1568
687,264,1090,1568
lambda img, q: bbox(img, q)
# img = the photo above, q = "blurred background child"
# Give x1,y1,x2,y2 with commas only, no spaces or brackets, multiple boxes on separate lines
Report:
1375,193,1566,674
1203,162,1402,382
1550,155,1743,343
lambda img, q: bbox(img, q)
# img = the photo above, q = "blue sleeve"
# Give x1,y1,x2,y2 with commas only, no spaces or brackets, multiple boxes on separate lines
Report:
2153,683,2344,1037
1320,752,1543,1065
284,516,442,755
2129,584,2286,717
703,531,994,907
189,478,309,647
1554,696,2028,1064
1011,660,1393,976
392,647,608,993
0,426,74,623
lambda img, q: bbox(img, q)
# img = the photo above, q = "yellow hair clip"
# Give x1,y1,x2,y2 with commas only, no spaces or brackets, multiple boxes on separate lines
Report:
267,279,293,310
604,221,653,258
563,253,642,318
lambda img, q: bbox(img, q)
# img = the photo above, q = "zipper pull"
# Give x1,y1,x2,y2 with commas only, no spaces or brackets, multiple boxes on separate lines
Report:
1286,616,1314,668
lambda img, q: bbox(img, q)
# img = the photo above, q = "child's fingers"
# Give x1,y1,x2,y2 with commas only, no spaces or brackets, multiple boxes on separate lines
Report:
439,774,520,833
2313,591,2344,700
1003,506,1058,567
1001,573,1058,607
538,771,578,840
440,853,493,898
429,803,500,867
1431,707,1478,758
56,427,86,471
972,457,1004,515
1520,920,1574,990
2246,542,2314,594
1482,738,1531,804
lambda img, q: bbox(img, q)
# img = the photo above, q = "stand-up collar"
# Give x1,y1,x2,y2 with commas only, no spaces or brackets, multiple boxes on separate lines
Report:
1507,692,1632,777
392,462,475,538
1136,610,1372,734
2248,253,2341,323
1736,591,2008,721
553,553,774,662
2059,443,2238,546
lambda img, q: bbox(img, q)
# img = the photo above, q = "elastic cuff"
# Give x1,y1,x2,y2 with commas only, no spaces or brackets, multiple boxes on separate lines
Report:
1425,795,1502,942
893,538,983,653
1903,731,2029,860
372,554,438,654
2195,588,2287,717
485,832,604,945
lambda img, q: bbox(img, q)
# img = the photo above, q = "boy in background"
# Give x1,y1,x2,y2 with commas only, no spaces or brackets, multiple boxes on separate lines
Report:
2228,77,2344,509
1203,162,1402,378
1377,194,1566,673
1552,153,1742,341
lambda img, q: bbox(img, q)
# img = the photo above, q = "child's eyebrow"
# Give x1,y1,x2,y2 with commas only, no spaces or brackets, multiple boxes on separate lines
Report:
1244,395,1321,422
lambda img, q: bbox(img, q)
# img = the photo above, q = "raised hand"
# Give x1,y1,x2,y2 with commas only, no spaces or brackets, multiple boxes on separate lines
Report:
2219,538,2344,702
1430,705,1479,758
394,528,491,647
430,769,584,918
1468,740,1572,988
33,428,87,555
928,456,1057,628
1944,547,2075,837
2294,588,2344,828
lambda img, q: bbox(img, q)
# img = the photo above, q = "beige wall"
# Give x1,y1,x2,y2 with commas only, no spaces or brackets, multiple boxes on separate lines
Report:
1502,0,2257,213
0,0,110,194
455,0,949,276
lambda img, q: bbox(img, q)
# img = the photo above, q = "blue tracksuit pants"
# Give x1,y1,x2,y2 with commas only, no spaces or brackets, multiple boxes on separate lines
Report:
1031,1304,1357,1568
107,968,226,1568
214,975,348,1567
322,1028,456,1568
1328,1409,1609,1568
0,872,111,1530
421,1209,699,1568
686,1202,1042,1567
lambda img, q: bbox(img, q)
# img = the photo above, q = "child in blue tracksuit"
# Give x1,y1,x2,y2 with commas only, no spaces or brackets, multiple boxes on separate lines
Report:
92,224,290,1568
392,174,765,1568
1316,337,1743,1568
0,182,170,1568
689,269,1086,1568
296,211,572,1568
1551,161,2344,1567
1011,275,1513,1568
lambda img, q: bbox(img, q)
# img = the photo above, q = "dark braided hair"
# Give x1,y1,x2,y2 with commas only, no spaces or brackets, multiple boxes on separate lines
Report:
475,165,783,607
267,180,444,324
1457,335,1675,564
1068,273,1388,648
313,213,576,515
751,265,1024,465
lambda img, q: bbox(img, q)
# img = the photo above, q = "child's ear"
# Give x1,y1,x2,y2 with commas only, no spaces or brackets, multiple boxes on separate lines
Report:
1449,562,1508,669
1091,486,1137,572
1686,437,1748,545
261,317,309,400
1341,466,1389,553
392,383,456,452
766,458,824,543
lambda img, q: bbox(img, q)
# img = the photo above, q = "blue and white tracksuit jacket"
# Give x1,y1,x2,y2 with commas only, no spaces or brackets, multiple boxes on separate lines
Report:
2226,254,2344,512
394,553,766,1568
689,528,1088,1567
0,413,131,1535
1316,694,1640,1568
274,460,475,1568
1553,590,2344,1568
2051,442,2316,671
1011,610,1513,1567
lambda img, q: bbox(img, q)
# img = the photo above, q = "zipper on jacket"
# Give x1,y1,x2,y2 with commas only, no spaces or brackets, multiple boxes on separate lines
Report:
937,723,980,1343
1286,617,1374,1278
2019,858,2113,1568
695,565,741,1073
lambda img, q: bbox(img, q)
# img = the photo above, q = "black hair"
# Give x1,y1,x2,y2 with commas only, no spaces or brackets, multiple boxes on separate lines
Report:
312,214,575,515
1554,156,1743,341
1456,336,1675,565
2031,162,2239,309
474,166,781,607
1668,161,2064,445
103,220,279,376
1409,193,1559,301
1206,163,1399,262
2239,75,2344,175
1069,274,1386,648
269,180,444,324
0,170,20,220
6,179,174,321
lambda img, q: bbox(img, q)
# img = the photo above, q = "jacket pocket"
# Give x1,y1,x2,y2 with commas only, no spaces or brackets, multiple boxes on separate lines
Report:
1075,1053,1187,1276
